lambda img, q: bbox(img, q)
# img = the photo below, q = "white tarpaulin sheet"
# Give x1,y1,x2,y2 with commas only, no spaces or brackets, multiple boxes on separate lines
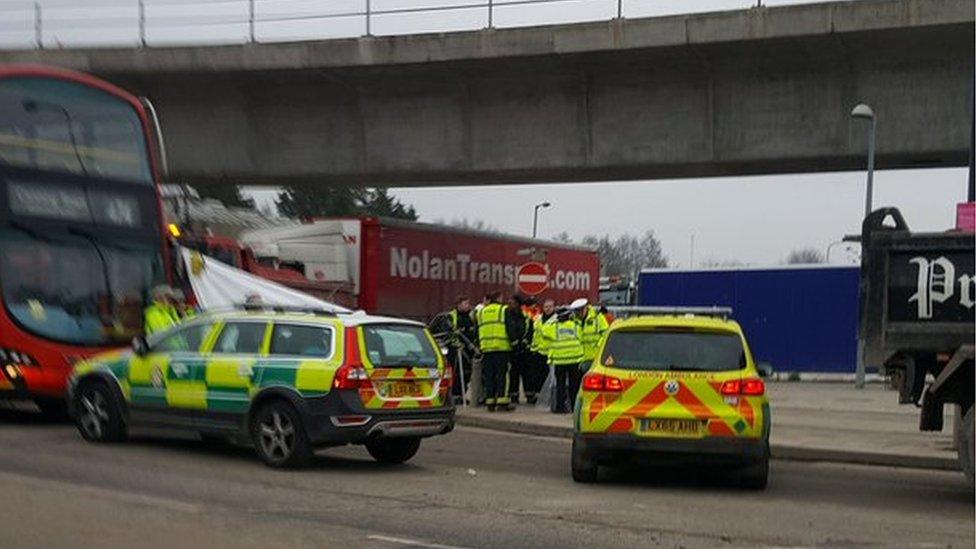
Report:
180,247,351,313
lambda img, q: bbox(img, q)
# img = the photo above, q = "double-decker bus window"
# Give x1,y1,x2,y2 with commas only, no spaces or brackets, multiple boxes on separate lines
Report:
0,227,162,345
0,78,151,184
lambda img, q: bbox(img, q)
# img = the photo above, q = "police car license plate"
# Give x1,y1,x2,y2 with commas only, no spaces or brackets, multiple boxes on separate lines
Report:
640,418,701,435
388,382,423,398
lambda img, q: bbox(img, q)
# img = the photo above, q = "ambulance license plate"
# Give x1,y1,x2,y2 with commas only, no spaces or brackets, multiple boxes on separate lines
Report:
639,418,701,435
388,382,423,398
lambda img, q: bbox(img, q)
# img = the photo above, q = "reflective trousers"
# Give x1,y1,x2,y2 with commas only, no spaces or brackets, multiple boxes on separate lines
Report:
481,351,511,407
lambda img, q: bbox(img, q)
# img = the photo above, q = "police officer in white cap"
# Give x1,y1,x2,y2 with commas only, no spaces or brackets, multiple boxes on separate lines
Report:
572,297,609,375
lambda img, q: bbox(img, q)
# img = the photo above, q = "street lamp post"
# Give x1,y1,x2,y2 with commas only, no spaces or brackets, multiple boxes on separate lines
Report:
532,202,551,239
851,103,876,390
851,103,876,219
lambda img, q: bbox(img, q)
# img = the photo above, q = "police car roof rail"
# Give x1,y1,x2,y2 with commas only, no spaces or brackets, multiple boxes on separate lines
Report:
607,306,733,319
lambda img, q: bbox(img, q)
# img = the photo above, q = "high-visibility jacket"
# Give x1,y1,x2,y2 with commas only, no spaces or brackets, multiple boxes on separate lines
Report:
579,306,609,362
477,303,512,352
530,313,555,354
447,308,477,349
144,301,179,335
544,319,583,366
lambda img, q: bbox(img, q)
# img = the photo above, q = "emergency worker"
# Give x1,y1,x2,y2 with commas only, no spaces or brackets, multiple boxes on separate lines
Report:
143,285,180,336
526,298,556,404
172,288,197,320
477,291,518,411
544,307,584,413
573,298,609,373
447,296,478,403
506,295,532,405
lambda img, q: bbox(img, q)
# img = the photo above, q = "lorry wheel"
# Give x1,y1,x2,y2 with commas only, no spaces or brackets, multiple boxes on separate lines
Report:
961,407,974,487
571,439,598,483
251,401,313,469
366,437,421,464
74,381,127,443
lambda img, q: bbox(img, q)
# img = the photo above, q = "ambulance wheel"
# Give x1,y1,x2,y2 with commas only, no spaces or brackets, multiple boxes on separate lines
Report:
571,439,598,483
366,437,421,464
251,400,313,469
737,444,770,490
34,397,69,421
74,381,126,443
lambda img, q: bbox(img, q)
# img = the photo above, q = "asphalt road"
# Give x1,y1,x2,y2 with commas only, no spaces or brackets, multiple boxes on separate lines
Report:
0,408,971,549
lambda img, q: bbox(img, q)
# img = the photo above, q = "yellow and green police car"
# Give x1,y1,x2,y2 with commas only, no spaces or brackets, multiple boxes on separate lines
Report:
68,307,455,468
572,312,771,488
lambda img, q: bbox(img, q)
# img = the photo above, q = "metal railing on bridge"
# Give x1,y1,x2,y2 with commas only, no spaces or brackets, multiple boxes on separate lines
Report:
0,0,814,50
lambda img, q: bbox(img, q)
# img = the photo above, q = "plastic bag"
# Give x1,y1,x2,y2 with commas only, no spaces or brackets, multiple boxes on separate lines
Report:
535,365,556,411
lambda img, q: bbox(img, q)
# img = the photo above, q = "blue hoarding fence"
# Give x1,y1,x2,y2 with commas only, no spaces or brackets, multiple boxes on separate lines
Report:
637,265,860,373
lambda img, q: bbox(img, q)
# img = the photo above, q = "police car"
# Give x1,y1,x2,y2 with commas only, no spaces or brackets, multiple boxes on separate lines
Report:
68,307,455,468
571,309,771,488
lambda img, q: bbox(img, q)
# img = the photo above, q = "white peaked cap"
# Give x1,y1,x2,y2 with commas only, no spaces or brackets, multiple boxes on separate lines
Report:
570,298,589,310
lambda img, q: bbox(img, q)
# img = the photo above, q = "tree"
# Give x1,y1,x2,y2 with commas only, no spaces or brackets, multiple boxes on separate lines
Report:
357,188,417,220
193,182,255,209
552,231,573,243
699,258,748,268
443,218,501,234
276,184,417,220
581,231,668,278
785,247,825,264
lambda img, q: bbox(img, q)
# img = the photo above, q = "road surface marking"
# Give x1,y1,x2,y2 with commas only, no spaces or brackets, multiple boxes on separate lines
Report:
367,534,471,549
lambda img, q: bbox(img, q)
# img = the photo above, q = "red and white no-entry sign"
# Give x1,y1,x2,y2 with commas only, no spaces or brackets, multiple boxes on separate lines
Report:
516,262,549,295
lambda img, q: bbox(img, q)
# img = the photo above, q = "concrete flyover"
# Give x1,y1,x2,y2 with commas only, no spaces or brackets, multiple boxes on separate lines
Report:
1,0,972,187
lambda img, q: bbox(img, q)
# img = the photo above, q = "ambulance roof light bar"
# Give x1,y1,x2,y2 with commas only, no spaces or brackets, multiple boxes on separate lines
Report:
607,306,733,319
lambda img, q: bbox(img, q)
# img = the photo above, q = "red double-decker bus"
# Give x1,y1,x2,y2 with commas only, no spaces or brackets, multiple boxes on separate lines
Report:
0,65,167,416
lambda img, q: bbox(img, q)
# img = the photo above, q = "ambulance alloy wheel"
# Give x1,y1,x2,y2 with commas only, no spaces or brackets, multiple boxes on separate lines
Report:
74,381,126,443
251,400,313,469
365,437,421,464
571,439,598,483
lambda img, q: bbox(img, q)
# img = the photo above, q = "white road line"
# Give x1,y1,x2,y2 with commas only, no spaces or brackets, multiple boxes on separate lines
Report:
367,534,472,549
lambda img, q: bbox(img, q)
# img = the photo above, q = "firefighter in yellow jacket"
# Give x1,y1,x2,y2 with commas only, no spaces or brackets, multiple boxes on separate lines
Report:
476,291,520,411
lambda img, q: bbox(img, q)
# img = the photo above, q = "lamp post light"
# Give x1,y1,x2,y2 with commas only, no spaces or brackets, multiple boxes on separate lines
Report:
851,103,876,390
532,202,551,239
851,103,876,219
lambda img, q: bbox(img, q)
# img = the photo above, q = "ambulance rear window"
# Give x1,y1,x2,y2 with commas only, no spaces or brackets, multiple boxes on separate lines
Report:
361,324,439,368
601,330,745,372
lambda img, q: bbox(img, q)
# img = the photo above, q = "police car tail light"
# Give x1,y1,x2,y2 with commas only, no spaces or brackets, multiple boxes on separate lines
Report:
442,365,453,382
741,378,765,396
720,380,741,395
721,378,765,396
582,373,623,392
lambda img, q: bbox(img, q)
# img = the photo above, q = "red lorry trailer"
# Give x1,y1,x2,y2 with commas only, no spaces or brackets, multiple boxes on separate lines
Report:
240,217,600,320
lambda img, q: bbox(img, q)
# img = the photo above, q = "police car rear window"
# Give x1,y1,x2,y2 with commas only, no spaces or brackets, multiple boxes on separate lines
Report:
601,330,745,372
270,324,333,358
